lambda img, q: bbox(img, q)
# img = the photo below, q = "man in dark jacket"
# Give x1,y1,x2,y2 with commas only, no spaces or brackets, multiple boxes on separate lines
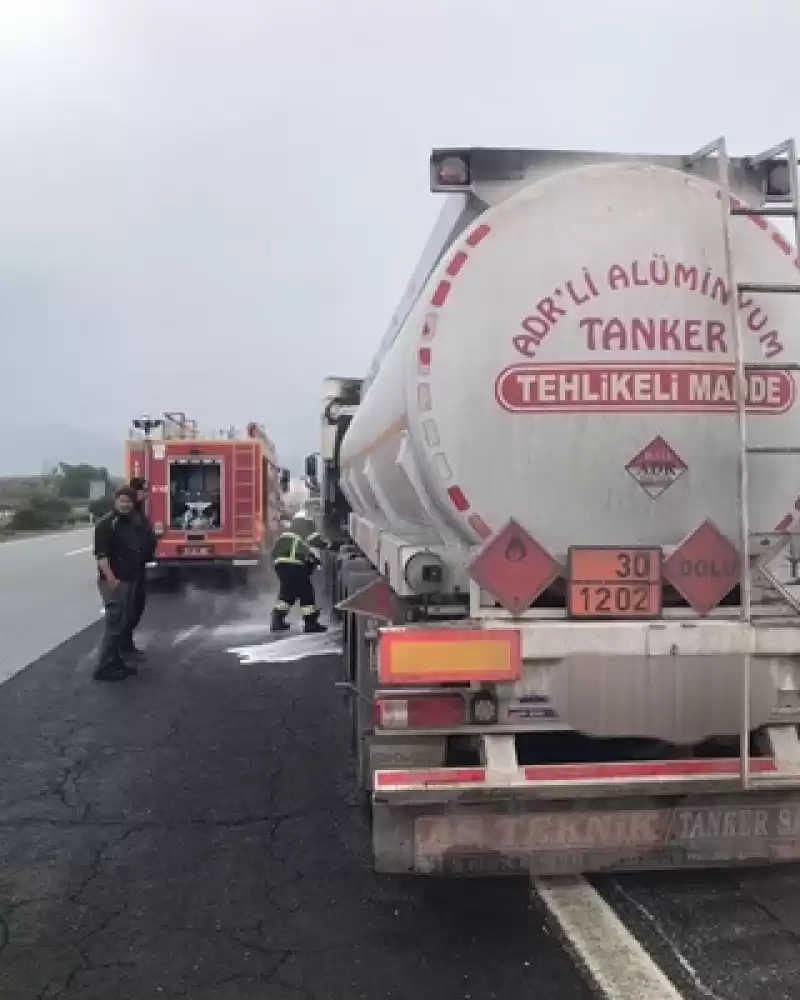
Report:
93,487,142,681
123,476,157,660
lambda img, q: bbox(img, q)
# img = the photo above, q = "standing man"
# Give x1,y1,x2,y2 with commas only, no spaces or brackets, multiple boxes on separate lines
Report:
270,511,329,634
93,487,141,681
123,476,157,661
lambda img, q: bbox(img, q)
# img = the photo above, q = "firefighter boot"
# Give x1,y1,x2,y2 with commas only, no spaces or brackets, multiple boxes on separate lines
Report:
303,611,327,634
270,609,290,633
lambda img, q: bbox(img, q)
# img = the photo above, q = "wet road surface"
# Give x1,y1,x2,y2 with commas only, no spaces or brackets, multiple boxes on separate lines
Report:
0,584,593,1000
593,869,800,999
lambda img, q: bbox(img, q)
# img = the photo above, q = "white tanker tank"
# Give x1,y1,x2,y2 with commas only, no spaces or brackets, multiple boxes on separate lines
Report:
328,144,800,880
340,148,800,588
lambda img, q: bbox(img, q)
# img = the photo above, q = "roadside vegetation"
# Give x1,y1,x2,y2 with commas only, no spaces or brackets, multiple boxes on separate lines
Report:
0,463,121,539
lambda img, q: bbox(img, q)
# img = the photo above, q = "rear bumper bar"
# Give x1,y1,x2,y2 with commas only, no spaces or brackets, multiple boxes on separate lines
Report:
374,757,781,803
371,760,800,876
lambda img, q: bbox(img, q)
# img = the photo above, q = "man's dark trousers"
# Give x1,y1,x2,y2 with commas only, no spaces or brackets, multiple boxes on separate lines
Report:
275,562,316,610
97,578,136,674
124,568,148,648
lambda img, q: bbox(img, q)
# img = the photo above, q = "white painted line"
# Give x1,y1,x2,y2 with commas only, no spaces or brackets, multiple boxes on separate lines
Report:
173,625,202,646
65,545,93,557
533,875,684,1000
607,879,723,999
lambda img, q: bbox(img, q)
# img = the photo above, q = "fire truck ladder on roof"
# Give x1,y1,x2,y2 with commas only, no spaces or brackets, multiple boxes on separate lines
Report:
686,136,800,790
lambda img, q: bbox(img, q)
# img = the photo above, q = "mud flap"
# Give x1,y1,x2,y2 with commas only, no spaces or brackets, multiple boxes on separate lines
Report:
372,790,800,876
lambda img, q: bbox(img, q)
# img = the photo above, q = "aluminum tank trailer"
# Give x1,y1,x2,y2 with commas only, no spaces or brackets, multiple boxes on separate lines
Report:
314,138,800,877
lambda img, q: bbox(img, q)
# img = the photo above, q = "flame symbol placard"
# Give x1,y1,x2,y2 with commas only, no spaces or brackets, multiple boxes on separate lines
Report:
505,536,526,563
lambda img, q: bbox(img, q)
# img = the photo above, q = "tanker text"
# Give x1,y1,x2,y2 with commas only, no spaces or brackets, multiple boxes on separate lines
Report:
495,363,795,414
415,803,800,856
515,257,785,360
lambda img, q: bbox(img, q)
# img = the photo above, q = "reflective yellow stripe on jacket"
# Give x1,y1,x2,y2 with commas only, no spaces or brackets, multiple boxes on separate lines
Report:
272,532,311,565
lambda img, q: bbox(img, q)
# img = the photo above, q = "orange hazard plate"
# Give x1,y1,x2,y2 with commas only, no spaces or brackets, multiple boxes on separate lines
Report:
568,546,662,619
378,628,521,686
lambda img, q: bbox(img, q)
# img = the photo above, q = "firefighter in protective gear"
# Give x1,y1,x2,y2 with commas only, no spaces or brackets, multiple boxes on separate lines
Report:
270,514,329,634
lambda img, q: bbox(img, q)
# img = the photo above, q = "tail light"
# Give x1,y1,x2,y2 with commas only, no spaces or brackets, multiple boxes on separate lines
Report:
375,695,465,729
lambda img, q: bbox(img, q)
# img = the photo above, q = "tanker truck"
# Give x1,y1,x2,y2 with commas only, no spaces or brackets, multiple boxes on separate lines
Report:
312,138,800,877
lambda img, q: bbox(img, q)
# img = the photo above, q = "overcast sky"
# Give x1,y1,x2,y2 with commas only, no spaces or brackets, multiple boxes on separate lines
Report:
1,0,800,473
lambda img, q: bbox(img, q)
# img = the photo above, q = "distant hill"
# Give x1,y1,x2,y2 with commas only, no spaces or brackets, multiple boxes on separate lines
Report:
0,424,123,477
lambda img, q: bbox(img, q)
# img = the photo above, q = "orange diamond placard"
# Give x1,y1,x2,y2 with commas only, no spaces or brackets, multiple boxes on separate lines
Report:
468,519,560,617
663,519,741,616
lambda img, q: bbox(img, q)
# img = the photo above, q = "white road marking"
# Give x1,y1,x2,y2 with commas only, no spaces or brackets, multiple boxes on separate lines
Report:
65,545,93,557
173,625,203,646
608,878,723,999
533,875,684,1000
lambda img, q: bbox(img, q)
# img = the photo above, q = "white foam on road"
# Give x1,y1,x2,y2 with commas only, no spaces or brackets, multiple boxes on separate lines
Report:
213,621,274,638
533,876,685,1000
227,628,343,664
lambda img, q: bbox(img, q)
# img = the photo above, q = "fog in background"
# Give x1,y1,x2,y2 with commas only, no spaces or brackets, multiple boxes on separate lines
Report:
1,0,799,474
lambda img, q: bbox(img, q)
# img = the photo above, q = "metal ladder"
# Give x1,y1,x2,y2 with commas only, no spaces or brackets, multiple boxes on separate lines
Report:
685,137,800,788
234,444,257,540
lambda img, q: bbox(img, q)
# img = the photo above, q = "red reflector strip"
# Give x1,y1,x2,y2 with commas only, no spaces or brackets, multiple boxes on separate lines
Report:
375,768,486,788
523,758,776,780
375,757,777,790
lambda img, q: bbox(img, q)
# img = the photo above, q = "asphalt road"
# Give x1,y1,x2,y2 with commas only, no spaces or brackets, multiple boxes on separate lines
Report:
5,575,800,998
0,527,98,683
0,583,593,1000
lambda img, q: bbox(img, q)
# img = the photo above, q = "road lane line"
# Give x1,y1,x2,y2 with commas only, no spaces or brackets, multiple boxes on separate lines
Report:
173,625,202,646
65,545,93,557
533,875,685,999
607,878,723,999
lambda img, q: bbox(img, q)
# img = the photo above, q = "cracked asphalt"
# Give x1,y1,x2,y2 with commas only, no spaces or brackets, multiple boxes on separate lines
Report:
0,583,593,1000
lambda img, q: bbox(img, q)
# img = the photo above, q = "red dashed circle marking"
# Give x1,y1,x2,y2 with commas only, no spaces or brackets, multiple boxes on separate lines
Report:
466,224,491,247
431,280,451,308
416,223,495,538
446,251,468,277
420,183,800,545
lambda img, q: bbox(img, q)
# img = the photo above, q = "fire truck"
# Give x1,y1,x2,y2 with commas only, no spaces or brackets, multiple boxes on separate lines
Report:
126,412,286,583
309,138,800,877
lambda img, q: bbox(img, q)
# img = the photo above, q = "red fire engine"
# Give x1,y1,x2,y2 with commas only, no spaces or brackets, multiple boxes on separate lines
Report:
125,412,285,582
